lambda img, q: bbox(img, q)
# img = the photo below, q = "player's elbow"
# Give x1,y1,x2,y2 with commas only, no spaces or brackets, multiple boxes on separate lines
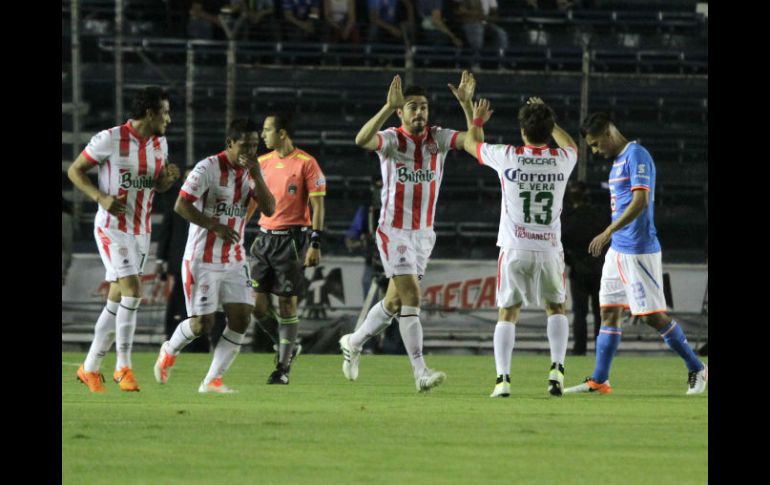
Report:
355,134,370,148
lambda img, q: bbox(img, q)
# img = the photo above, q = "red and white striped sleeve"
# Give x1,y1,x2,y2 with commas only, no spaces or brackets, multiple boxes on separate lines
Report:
82,129,112,166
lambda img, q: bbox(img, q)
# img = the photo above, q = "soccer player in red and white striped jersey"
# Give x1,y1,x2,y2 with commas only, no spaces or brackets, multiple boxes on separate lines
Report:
68,87,180,393
339,72,476,392
154,119,275,393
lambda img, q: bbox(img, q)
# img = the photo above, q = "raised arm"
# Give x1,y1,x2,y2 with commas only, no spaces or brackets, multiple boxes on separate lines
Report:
355,74,404,150
448,70,476,149
462,98,493,160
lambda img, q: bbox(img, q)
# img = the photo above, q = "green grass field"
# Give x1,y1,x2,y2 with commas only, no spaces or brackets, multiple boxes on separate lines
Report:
62,352,707,485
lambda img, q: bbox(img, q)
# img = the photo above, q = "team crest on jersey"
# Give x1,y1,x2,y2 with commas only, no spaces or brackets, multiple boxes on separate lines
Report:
200,284,209,294
119,248,129,257
397,245,407,254
426,142,438,155
288,183,297,195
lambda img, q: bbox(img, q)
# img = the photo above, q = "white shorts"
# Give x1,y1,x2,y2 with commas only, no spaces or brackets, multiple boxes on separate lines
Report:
599,248,667,316
94,226,151,282
496,249,566,308
182,259,256,317
375,225,436,278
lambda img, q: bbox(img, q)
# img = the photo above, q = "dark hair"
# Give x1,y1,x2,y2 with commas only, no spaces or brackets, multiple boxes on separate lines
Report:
266,112,294,137
403,85,428,99
129,86,169,120
518,102,555,145
580,112,613,138
226,118,259,143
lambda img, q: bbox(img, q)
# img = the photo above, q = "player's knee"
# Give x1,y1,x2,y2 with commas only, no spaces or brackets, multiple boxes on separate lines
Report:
383,297,401,315
277,297,297,318
190,315,213,335
498,306,519,323
640,312,670,330
118,276,142,297
600,308,622,326
545,301,565,315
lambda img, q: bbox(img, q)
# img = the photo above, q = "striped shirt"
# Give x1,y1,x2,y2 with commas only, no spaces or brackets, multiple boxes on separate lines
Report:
82,121,168,235
375,126,459,230
180,152,256,264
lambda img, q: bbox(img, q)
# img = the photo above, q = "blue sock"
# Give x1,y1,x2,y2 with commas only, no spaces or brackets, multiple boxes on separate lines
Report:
659,321,703,373
593,326,622,383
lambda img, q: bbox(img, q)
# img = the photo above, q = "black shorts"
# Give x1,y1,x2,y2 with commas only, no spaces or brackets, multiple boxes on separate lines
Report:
249,227,309,297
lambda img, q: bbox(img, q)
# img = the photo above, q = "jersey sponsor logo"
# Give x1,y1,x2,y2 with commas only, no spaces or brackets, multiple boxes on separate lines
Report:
514,224,556,242
315,177,325,187
119,171,155,190
397,166,435,184
519,156,556,166
214,202,248,217
503,168,564,183
637,164,646,174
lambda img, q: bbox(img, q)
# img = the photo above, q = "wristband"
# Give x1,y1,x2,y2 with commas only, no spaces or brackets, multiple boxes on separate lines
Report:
472,117,485,128
310,230,322,249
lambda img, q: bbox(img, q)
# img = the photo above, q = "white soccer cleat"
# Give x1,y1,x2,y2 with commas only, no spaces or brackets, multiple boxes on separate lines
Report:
198,377,237,394
339,334,361,381
548,364,565,397
686,364,708,395
490,381,511,398
415,368,446,392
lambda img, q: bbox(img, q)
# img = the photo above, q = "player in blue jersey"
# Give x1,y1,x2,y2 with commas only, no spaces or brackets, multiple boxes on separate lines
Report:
564,113,707,395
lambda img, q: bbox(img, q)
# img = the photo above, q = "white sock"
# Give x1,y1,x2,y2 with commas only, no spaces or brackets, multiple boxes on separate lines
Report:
494,321,516,376
547,314,569,366
203,326,244,384
84,300,119,372
115,296,141,370
398,305,426,376
350,300,395,349
168,318,198,355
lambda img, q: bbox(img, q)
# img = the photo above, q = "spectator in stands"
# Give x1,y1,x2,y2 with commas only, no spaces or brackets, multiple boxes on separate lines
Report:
68,86,180,393
282,0,322,41
452,0,508,68
367,0,417,45
227,0,279,41
62,195,74,286
323,0,361,43
417,0,463,47
188,0,228,39
561,180,608,355
155,172,211,353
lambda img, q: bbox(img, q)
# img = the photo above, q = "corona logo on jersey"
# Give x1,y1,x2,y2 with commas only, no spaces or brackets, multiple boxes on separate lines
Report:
397,166,435,184
119,171,155,190
214,202,248,217
503,168,565,183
